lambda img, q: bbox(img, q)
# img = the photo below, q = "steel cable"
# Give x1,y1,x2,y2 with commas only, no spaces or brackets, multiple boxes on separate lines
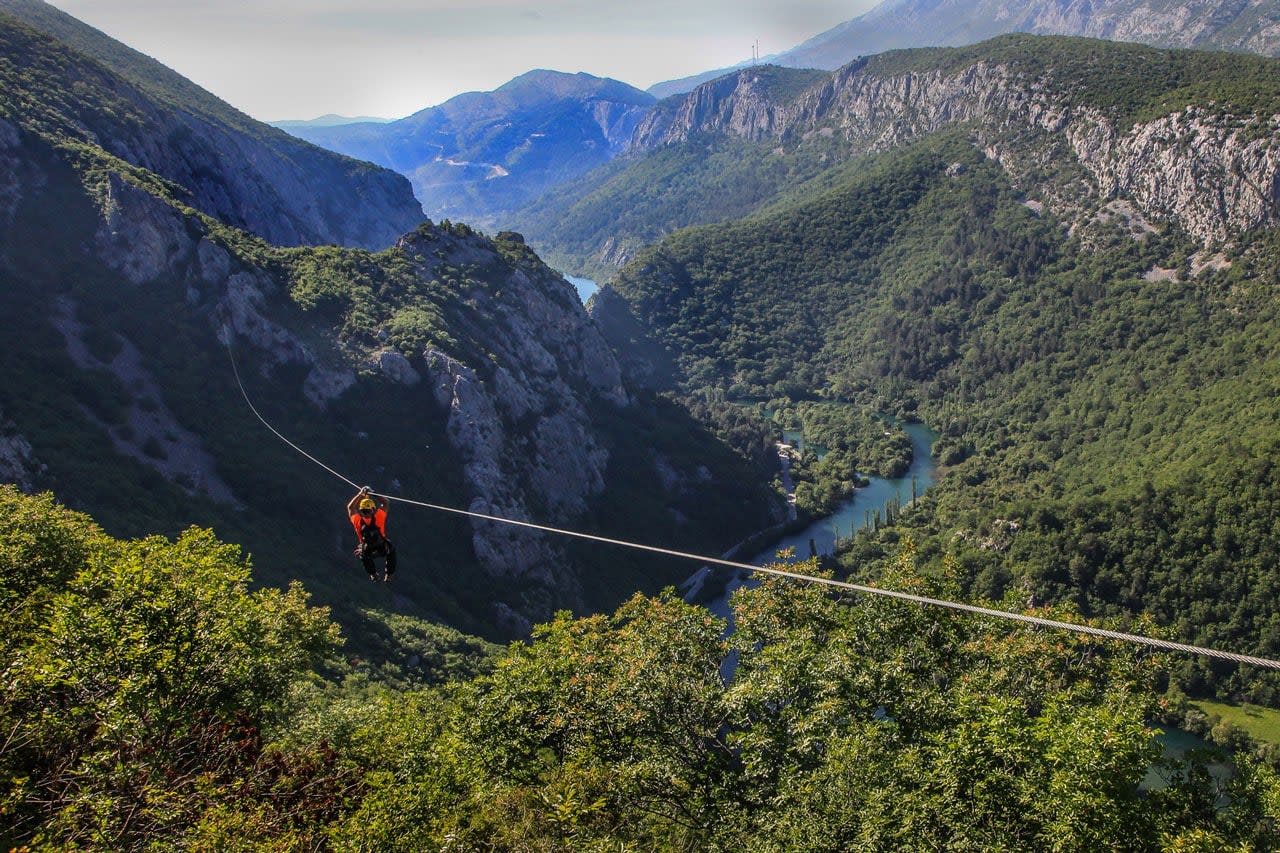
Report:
225,334,1280,670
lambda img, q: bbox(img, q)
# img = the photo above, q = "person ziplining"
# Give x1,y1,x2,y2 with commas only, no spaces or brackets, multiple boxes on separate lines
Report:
223,334,1280,671
347,486,397,582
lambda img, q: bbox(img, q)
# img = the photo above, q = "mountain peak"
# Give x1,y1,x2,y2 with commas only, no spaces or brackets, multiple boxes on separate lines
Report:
495,69,655,105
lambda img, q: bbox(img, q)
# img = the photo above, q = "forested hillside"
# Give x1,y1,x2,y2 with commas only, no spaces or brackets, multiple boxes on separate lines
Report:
605,121,1280,700
0,6,780,646
8,485,1280,851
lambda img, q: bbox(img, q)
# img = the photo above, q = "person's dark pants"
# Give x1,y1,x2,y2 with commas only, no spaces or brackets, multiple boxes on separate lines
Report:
360,541,397,578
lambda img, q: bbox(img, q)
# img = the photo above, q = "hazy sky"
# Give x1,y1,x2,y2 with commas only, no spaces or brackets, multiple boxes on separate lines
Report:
45,1,880,122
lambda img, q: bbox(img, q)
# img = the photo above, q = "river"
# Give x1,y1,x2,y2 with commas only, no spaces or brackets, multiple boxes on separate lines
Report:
693,420,939,619
564,274,597,303
682,420,1236,783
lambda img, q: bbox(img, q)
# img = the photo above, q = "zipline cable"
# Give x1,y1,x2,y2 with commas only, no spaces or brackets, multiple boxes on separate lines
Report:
224,329,361,490
224,333,1280,671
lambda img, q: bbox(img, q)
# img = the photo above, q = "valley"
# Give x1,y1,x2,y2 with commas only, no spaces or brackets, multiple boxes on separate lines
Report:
5,0,1280,847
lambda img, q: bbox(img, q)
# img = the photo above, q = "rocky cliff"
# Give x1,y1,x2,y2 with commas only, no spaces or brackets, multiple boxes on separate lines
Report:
0,2,422,249
82,160,639,630
630,43,1280,244
630,70,813,148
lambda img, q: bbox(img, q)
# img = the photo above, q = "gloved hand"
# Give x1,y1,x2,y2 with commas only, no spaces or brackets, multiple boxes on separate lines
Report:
353,544,365,557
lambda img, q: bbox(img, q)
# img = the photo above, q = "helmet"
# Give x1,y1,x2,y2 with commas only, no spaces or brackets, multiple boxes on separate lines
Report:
359,498,377,511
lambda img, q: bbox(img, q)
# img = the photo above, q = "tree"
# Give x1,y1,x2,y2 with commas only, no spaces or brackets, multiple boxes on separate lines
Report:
0,488,343,850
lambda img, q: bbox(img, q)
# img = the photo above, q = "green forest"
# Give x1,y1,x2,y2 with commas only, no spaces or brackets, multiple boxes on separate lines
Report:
8,485,1280,852
8,15,1280,848
606,127,1280,703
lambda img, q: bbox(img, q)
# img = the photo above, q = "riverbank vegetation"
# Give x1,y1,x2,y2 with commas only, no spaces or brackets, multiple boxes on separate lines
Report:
607,128,1280,706
8,486,1280,851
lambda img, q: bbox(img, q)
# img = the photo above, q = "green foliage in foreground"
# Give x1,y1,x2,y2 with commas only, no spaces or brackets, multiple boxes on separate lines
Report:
0,486,343,849
7,487,1280,851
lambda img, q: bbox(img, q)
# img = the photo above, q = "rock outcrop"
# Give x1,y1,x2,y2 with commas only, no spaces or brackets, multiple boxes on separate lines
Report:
632,55,1280,243
403,228,630,618
631,71,802,148
0,408,39,491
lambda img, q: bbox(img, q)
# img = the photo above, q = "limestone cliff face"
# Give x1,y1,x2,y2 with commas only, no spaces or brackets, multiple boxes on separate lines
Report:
398,229,629,622
633,59,1280,243
631,72,802,147
49,152,635,627
1064,107,1280,240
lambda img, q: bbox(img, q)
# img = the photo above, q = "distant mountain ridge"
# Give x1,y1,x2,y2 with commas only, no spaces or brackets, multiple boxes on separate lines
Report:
0,0,422,249
784,0,1280,69
648,0,1280,99
272,114,392,128
286,70,656,226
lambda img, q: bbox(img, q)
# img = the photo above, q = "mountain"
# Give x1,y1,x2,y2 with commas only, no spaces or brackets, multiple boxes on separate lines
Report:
784,0,1280,70
514,36,1280,279
285,70,656,226
0,9,778,638
648,0,1280,99
509,65,835,279
572,35,1280,694
0,0,423,249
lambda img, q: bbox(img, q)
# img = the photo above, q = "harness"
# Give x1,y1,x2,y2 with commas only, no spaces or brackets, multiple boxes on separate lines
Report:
357,515,387,549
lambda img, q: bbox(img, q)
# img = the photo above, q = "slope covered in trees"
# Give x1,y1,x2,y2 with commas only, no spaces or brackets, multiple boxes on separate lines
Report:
605,127,1280,700
0,4,423,249
6,486,1280,851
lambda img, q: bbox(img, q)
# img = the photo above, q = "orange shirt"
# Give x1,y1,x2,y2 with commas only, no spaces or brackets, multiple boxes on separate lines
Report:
350,509,388,540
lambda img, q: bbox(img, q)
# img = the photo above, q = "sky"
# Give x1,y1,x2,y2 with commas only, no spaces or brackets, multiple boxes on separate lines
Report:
45,1,880,122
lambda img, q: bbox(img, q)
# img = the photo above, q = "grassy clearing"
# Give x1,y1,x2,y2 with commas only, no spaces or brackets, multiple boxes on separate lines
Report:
1194,699,1280,745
